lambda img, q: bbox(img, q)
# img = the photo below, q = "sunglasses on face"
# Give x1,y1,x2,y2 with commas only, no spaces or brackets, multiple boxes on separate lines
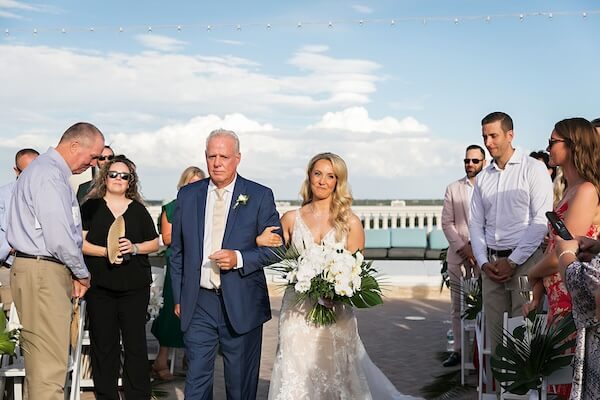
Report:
548,138,567,148
98,155,115,161
464,158,483,165
107,171,131,181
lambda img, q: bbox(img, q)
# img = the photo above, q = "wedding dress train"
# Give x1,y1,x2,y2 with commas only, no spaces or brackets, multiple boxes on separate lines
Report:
268,211,421,400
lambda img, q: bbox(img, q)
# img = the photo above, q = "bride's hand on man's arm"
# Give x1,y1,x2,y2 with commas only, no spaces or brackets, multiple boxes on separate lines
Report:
256,226,283,247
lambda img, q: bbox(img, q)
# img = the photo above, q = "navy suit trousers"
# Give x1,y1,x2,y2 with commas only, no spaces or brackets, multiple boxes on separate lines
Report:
183,288,263,400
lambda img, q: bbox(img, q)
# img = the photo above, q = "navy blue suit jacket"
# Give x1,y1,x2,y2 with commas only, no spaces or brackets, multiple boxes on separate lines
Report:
169,175,280,334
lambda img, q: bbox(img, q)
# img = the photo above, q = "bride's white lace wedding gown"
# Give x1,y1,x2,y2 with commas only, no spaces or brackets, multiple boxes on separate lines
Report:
268,211,421,400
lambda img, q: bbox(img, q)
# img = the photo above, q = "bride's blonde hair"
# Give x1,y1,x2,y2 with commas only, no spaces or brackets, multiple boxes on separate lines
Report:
300,152,353,241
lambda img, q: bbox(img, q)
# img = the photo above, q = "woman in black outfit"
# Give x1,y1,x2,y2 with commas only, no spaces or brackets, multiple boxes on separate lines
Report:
81,155,159,399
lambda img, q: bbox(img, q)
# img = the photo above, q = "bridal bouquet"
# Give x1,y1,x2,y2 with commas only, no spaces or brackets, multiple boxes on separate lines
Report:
270,242,384,326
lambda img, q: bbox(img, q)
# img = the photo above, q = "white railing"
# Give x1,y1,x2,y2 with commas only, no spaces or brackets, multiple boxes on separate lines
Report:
147,203,443,233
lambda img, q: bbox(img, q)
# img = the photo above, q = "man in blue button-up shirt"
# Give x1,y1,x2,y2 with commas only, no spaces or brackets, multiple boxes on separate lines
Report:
0,148,39,308
7,122,104,400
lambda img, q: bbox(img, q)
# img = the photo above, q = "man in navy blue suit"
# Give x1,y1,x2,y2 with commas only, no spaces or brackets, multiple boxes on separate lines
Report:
170,129,281,400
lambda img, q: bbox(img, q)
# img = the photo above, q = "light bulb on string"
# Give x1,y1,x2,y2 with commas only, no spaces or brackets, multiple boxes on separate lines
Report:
119,27,124,32
519,14,524,21
582,12,587,18
485,16,491,23
390,19,395,26
89,27,95,32
454,18,459,24
4,29,9,36
548,13,553,19
207,25,211,31
297,22,302,28
266,23,271,29
328,21,333,28
33,28,37,35
61,28,66,34
177,25,182,31
147,26,152,32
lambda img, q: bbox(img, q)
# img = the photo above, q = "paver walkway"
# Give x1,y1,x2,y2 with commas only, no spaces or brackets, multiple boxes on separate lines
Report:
80,290,477,399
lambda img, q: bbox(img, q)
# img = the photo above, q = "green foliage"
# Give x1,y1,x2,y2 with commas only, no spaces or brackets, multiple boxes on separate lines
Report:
491,311,576,395
450,277,482,320
0,311,17,355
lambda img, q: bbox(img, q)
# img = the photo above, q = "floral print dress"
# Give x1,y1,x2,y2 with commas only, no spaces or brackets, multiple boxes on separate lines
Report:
544,201,600,398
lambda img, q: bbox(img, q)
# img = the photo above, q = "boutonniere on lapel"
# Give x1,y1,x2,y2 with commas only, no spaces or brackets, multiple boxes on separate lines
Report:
234,194,249,209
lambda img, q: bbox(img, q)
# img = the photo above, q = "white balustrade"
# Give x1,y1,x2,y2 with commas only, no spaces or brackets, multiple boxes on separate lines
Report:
146,203,444,234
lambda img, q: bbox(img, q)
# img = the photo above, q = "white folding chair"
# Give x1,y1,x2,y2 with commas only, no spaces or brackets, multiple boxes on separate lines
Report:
66,299,87,400
499,313,528,400
0,303,26,400
460,277,477,385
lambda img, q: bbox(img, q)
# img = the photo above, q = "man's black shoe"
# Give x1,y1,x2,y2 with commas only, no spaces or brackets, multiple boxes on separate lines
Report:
442,352,460,367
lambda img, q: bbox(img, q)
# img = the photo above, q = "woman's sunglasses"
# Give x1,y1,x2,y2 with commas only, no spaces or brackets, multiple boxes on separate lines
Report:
107,171,132,181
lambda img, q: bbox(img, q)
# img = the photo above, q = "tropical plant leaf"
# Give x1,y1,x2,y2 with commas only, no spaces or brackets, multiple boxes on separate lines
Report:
491,310,576,395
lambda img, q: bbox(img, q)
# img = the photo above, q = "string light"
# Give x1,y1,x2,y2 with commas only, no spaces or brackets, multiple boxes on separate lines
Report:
2,10,598,37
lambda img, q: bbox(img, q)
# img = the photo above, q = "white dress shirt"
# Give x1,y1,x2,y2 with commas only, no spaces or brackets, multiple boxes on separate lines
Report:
200,176,243,289
469,149,553,267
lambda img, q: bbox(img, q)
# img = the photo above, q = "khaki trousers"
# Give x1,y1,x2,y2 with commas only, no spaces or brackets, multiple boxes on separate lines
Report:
11,257,73,400
482,247,543,358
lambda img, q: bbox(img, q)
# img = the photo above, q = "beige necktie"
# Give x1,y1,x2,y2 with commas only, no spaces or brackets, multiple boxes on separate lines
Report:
210,188,226,288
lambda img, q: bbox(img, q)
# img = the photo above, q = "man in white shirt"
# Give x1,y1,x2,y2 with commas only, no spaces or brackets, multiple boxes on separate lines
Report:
441,144,486,367
469,112,553,363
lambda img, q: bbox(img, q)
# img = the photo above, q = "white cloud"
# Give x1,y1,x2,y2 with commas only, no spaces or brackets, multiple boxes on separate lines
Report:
0,9,21,18
215,39,244,46
0,0,37,10
352,4,373,14
309,107,428,134
0,44,383,138
135,34,188,52
108,113,277,169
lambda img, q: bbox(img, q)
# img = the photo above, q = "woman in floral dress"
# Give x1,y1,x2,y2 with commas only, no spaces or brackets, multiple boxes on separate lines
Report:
527,118,600,398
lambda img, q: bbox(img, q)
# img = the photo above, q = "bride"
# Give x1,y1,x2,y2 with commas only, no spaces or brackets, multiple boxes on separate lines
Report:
258,153,421,400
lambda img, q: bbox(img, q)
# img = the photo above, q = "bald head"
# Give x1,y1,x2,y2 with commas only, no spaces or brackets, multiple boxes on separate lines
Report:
56,122,105,174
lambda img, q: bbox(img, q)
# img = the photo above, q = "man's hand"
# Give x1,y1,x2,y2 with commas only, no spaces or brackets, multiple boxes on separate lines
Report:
174,304,181,318
482,262,501,282
457,243,474,260
209,249,238,270
72,277,91,298
494,258,515,282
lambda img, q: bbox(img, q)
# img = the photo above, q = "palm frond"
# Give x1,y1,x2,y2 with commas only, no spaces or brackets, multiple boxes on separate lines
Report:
491,311,576,395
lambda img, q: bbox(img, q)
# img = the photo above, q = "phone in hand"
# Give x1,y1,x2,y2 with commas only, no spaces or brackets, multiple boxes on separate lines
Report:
545,211,573,240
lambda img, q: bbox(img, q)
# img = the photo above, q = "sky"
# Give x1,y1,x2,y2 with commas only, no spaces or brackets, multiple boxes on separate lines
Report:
1,0,599,201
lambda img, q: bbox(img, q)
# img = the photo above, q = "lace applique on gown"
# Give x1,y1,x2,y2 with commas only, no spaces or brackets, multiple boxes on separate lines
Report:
268,211,421,400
